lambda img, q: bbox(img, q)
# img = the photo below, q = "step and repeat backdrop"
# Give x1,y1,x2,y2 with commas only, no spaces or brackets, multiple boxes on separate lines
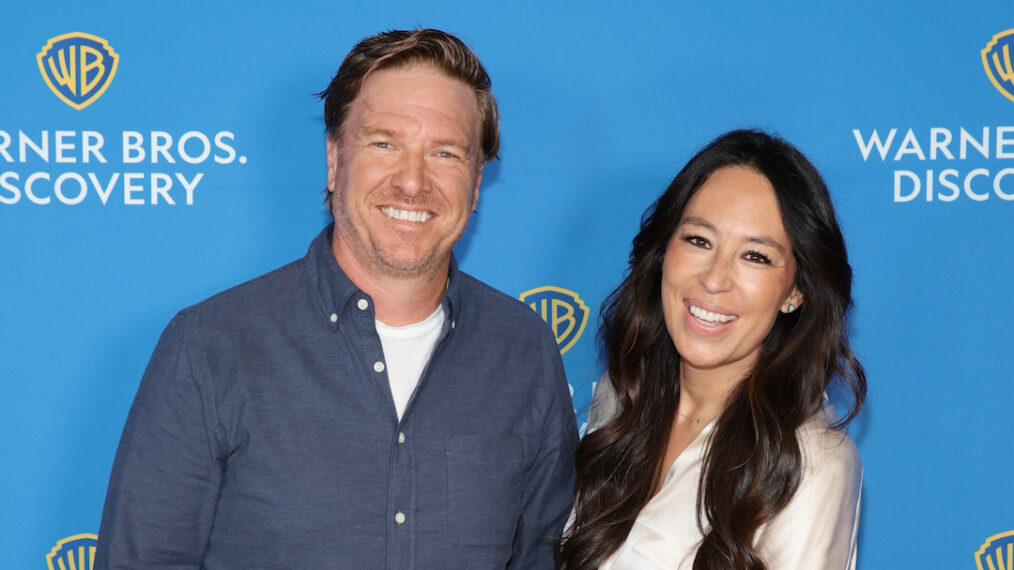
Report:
2,1,1012,568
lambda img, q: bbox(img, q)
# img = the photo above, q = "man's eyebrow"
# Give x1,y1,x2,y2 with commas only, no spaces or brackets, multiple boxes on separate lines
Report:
434,137,470,151
678,216,787,253
359,126,396,138
357,128,470,152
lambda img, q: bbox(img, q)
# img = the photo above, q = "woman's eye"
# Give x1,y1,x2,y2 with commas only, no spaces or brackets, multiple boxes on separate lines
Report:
744,251,772,264
683,235,710,248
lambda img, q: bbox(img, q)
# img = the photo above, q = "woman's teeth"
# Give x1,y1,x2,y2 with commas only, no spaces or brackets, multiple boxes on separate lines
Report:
689,305,736,324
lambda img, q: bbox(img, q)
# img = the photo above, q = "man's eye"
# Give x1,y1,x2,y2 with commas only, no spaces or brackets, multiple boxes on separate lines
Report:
744,251,772,264
435,150,458,159
372,142,392,149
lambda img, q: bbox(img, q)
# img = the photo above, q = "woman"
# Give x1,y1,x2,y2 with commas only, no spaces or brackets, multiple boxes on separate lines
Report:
560,129,866,569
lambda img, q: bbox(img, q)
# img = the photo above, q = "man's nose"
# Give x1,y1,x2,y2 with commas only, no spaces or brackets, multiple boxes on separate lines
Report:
391,152,428,196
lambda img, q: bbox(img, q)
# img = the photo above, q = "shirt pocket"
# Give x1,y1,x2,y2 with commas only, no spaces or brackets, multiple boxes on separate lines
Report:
446,434,524,547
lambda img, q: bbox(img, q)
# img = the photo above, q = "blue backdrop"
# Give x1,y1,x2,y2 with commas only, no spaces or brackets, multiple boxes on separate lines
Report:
3,2,1013,568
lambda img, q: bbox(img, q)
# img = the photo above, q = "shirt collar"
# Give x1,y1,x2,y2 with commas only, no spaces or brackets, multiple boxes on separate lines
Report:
305,224,463,330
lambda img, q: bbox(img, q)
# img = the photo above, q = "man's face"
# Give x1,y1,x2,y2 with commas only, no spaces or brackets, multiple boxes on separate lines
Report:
327,64,483,280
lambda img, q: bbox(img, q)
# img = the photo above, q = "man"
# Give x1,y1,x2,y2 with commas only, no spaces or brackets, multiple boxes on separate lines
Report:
95,29,577,569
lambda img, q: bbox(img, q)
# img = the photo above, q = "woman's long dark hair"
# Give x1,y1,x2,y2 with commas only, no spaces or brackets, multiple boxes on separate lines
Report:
559,129,866,569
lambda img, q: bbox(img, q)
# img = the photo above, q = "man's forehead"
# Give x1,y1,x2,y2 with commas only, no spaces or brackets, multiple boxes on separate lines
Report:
358,65,475,107
347,65,480,141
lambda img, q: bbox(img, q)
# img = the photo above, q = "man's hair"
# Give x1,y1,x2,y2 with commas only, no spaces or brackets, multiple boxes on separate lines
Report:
318,28,500,210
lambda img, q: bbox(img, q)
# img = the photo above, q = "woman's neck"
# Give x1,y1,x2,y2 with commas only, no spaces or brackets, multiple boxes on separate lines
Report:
676,363,747,424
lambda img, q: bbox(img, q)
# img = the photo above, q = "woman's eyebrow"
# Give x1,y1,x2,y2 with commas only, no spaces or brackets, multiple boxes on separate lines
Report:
679,216,787,253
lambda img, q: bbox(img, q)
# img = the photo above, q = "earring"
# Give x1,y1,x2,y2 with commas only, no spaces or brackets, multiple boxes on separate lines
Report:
787,304,796,313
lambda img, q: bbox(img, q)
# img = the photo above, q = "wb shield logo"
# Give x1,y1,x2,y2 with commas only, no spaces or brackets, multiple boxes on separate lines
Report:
520,286,589,354
976,530,1014,570
46,533,98,570
983,29,1014,103
37,32,119,110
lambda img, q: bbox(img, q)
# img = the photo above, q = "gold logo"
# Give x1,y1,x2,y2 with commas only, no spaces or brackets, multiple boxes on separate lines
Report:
46,533,98,570
976,530,1014,570
982,29,1014,103
37,32,119,110
520,286,589,354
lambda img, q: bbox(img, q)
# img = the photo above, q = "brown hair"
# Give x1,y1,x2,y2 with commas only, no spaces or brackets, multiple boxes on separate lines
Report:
318,28,500,212
559,129,866,569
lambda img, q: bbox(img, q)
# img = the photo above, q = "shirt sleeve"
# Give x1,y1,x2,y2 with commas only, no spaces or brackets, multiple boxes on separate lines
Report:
587,372,619,433
755,426,863,570
94,312,223,569
509,335,579,570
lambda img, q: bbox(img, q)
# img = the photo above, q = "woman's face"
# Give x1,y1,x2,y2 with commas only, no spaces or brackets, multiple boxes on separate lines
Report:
661,165,802,381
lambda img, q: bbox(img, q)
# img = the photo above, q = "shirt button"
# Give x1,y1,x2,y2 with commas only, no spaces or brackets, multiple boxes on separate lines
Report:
395,512,406,524
374,361,385,373
329,313,338,323
357,298,369,310
398,432,405,444
451,320,456,329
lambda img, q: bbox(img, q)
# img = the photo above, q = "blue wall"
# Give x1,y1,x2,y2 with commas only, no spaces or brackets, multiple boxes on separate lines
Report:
3,1,1013,568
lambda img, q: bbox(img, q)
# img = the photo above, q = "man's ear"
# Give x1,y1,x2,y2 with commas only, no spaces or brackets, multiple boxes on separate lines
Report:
326,136,339,192
471,166,483,212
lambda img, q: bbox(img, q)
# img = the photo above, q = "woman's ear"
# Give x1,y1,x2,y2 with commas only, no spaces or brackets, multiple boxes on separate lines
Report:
782,288,804,314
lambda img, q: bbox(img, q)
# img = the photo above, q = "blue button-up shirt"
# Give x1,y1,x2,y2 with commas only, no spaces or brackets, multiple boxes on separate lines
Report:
95,226,578,569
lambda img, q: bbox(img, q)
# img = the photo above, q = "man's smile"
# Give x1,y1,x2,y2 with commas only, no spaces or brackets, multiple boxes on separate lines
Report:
381,206,433,223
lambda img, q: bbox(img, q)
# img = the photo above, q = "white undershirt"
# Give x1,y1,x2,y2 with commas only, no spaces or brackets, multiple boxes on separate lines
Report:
375,304,445,420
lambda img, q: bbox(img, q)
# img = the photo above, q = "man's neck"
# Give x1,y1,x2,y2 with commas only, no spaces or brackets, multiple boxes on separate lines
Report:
331,237,448,326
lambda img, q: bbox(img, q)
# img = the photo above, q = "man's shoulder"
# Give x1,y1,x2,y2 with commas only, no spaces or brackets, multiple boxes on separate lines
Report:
178,256,308,324
456,271,552,333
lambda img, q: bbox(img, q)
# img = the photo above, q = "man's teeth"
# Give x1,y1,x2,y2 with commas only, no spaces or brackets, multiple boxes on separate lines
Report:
689,305,736,323
382,207,431,222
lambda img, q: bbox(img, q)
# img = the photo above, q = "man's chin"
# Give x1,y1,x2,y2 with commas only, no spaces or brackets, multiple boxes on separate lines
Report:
375,250,447,278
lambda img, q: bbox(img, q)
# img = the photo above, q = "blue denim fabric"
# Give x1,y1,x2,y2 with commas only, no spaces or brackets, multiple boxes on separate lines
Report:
95,226,578,569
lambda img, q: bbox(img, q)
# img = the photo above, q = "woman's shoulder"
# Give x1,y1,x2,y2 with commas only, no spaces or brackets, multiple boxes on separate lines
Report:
756,407,862,569
796,406,862,481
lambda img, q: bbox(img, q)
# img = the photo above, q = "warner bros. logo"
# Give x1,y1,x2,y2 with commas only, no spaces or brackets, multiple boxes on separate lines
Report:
37,32,119,110
46,533,98,570
983,28,1014,103
976,530,1014,570
520,286,589,355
